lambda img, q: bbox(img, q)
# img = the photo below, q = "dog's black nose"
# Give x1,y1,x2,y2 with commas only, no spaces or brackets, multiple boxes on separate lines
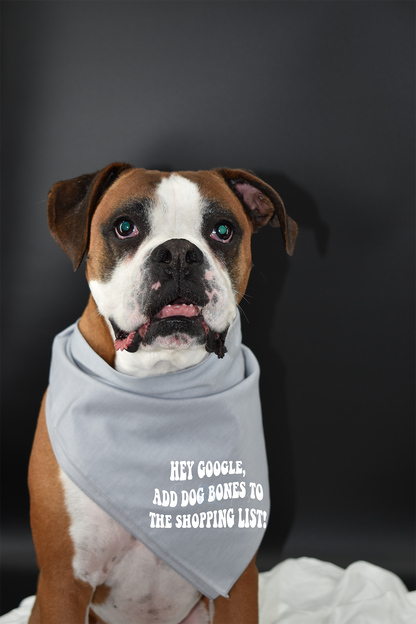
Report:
151,239,203,275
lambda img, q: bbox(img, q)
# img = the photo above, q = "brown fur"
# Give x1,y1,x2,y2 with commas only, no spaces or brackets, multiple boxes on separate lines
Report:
91,584,112,607
78,295,115,367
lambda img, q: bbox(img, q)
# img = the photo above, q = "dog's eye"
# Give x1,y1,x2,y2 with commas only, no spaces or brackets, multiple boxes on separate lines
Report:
210,223,233,243
115,220,139,239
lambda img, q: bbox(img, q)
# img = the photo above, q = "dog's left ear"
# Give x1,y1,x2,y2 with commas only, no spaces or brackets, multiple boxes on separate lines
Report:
214,168,298,255
48,162,134,270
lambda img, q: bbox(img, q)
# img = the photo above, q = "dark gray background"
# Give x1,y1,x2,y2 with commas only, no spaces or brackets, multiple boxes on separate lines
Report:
1,0,414,615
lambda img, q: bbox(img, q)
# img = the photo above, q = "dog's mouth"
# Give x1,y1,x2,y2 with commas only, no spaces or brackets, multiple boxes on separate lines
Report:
110,298,228,358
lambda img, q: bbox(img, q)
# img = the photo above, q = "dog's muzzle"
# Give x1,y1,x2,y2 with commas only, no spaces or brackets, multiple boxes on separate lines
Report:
110,239,229,358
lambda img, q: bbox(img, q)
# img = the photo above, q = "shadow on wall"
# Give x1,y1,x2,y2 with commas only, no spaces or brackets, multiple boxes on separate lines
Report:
240,173,330,568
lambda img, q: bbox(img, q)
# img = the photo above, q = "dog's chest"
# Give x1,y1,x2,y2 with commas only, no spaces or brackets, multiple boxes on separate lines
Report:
60,470,206,624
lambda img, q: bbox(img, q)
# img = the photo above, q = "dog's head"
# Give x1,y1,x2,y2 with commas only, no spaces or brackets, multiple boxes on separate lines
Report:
48,164,297,371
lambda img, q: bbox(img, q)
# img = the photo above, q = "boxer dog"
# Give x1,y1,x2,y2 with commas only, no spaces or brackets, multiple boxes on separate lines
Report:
28,164,297,624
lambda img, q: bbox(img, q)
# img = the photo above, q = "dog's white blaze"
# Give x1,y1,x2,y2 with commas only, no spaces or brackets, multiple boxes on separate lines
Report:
152,174,205,241
89,174,236,376
60,469,203,624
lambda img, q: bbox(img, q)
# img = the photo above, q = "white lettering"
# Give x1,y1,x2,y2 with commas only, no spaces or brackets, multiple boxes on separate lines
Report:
216,483,223,501
256,483,264,501
218,509,227,528
197,460,205,478
170,461,180,481
186,461,194,480
153,489,162,506
189,489,197,506
180,461,187,480
208,484,215,502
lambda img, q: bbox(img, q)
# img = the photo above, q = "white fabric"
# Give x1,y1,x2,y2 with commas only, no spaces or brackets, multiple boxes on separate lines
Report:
1,558,414,623
258,558,415,624
0,597,34,624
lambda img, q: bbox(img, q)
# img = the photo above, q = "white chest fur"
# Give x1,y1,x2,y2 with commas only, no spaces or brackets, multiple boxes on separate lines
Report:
60,470,208,624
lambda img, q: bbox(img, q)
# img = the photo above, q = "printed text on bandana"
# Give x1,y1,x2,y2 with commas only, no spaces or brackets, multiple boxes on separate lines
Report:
150,460,268,529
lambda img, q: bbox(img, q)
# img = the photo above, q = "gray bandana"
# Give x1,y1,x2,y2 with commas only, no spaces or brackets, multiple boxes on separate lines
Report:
46,312,270,600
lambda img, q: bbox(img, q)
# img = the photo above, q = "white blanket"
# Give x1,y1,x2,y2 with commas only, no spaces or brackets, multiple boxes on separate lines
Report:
259,558,415,624
1,558,415,623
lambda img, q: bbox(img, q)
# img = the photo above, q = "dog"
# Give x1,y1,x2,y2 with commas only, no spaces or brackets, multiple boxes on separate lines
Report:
28,164,297,624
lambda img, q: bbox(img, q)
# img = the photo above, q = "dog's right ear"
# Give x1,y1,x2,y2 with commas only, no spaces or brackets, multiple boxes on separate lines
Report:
47,162,134,270
214,168,298,255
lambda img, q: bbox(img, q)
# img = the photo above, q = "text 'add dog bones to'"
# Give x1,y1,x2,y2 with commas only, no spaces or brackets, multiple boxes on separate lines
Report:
150,459,268,530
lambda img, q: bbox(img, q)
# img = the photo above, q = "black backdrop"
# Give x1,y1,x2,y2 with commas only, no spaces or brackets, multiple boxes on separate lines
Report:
1,0,414,614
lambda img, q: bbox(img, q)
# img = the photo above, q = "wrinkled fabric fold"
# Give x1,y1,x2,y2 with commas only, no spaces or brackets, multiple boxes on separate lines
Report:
258,558,415,624
46,312,270,599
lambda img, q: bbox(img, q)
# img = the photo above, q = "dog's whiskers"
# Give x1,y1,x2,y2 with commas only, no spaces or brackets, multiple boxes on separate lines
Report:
232,287,252,307
86,307,102,323
236,303,249,324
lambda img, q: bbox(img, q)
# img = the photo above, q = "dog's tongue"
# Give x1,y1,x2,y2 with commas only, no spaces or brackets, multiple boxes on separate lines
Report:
114,331,136,352
156,303,199,319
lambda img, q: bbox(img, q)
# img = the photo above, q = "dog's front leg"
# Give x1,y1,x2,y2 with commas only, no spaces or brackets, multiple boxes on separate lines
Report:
28,394,94,624
28,573,94,624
